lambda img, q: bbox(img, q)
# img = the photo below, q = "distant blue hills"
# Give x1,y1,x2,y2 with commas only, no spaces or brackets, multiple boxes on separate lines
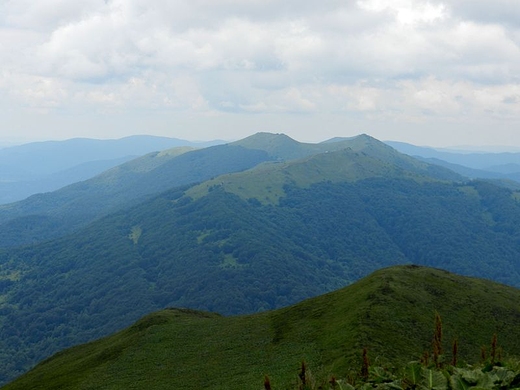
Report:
0,135,224,204
386,140,520,185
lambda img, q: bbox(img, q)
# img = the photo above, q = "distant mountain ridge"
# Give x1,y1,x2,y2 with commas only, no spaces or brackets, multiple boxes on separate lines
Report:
386,140,520,183
0,135,225,204
4,134,518,206
190,134,462,204
0,135,222,176
4,266,520,390
0,143,269,247
0,156,136,204
0,132,461,248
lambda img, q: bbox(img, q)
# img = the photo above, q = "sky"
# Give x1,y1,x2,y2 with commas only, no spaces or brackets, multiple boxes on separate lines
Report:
1,0,520,147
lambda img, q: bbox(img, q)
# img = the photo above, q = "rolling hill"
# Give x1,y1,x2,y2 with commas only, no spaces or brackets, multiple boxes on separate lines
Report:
188,133,462,204
0,143,271,247
0,156,137,205
4,266,520,390
1,134,520,383
0,135,224,204
386,141,520,184
0,132,448,248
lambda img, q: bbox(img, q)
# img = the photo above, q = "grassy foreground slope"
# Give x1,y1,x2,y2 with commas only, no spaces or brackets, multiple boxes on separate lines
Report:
4,265,520,390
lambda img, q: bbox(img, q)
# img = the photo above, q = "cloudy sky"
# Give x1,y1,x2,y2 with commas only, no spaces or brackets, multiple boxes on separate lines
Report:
1,0,519,147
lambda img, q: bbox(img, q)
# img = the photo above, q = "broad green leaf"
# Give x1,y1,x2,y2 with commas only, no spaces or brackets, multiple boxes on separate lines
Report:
375,380,403,390
476,371,498,389
370,366,393,383
491,367,516,386
421,368,447,390
360,382,375,390
404,362,422,386
449,374,470,390
457,367,484,385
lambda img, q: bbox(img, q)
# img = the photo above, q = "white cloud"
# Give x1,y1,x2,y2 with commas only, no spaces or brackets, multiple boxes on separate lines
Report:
448,0,520,27
1,0,520,145
2,0,99,31
357,0,447,25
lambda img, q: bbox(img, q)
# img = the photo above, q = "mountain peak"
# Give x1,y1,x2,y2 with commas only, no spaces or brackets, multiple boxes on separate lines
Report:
321,133,375,143
236,132,296,143
233,132,391,161
231,132,300,158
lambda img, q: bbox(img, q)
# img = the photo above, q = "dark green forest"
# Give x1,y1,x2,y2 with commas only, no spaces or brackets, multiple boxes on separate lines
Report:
0,144,270,247
1,176,520,382
0,132,462,249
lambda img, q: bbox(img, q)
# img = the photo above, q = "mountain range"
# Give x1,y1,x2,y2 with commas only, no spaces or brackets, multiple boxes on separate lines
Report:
1,133,520,384
0,143,269,247
386,141,520,185
0,135,224,204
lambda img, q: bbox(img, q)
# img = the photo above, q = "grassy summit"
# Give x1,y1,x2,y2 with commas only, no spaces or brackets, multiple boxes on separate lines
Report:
5,266,520,390
188,134,461,204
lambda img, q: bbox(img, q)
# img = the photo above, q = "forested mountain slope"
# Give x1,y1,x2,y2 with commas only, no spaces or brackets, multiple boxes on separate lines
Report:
188,134,462,204
0,144,269,247
0,136,519,382
5,266,520,390
0,133,399,248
